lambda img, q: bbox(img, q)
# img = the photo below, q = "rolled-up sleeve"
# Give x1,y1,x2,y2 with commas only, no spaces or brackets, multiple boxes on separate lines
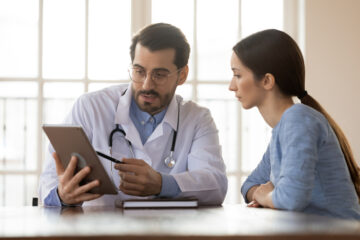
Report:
241,146,271,203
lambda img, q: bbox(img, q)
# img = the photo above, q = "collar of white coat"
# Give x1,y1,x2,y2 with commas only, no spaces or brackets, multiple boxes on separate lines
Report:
114,83,181,133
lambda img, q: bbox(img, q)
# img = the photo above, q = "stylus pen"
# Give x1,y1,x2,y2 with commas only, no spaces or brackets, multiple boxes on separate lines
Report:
96,151,123,164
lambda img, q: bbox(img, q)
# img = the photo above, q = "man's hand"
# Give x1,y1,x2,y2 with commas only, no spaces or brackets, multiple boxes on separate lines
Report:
252,181,275,208
114,158,162,196
53,152,102,205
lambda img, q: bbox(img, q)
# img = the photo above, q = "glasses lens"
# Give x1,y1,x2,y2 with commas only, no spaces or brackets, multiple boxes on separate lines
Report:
129,67,145,82
152,70,170,84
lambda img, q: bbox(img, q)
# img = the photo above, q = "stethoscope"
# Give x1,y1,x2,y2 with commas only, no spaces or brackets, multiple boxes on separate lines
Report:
108,100,180,168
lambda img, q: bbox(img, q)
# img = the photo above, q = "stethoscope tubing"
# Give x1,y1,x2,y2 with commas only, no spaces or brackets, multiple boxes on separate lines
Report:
108,91,180,168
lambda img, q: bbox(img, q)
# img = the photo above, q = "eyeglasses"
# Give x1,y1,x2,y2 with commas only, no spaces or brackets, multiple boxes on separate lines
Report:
128,66,182,86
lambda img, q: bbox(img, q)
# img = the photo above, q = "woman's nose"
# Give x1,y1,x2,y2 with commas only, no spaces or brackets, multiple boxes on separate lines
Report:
228,78,237,91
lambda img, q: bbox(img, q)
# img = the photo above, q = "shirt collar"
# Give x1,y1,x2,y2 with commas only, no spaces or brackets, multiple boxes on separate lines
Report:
130,97,167,126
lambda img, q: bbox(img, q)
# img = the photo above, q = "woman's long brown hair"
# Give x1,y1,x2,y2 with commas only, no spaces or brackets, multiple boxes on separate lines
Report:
233,29,360,200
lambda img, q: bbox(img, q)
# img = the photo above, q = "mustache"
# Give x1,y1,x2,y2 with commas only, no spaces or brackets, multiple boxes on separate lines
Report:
138,90,159,97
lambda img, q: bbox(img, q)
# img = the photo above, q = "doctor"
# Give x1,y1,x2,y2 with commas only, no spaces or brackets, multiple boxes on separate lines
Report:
39,23,228,206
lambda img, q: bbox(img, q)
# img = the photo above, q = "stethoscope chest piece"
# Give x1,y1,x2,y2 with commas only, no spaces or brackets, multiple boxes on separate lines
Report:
164,151,175,168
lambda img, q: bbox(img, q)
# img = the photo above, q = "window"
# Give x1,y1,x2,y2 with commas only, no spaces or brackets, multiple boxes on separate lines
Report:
0,0,290,206
152,0,283,203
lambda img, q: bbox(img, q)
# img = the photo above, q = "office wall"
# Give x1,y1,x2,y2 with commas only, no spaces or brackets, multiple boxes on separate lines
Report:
305,0,360,163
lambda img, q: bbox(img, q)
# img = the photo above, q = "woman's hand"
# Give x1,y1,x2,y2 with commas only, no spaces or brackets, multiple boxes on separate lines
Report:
252,181,275,208
247,200,261,208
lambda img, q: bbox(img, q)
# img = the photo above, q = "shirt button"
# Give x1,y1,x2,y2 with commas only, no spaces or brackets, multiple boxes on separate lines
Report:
141,121,145,125
149,118,154,123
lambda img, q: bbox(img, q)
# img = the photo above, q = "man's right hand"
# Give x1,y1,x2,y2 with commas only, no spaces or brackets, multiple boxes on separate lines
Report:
53,152,102,205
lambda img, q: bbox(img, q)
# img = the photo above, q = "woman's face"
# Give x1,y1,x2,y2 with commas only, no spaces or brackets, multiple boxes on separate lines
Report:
229,52,266,109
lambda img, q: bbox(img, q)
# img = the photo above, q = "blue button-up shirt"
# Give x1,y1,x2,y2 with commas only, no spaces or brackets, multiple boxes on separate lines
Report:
129,98,167,145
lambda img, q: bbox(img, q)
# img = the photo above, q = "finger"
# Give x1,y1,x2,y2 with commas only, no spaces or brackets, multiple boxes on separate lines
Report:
114,163,143,174
73,180,100,196
74,193,103,203
247,201,260,208
53,152,65,176
62,156,78,181
68,166,91,187
120,181,144,192
121,158,146,166
119,172,142,184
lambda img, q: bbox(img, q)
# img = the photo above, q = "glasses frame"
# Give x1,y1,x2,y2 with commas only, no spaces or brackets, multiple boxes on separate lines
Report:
128,65,183,86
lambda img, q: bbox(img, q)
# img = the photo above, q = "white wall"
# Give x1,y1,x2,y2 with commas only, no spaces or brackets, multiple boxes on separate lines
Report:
305,0,360,163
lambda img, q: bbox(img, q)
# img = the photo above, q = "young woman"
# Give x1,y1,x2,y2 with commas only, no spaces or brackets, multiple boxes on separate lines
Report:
229,29,360,219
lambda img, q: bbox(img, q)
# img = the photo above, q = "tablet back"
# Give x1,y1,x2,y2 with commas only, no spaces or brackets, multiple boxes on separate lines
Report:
43,125,118,195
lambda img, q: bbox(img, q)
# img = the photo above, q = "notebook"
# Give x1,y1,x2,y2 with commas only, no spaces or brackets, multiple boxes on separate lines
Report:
118,198,198,209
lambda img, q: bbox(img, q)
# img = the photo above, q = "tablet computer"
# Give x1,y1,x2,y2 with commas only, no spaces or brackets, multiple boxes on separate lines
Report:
42,125,118,195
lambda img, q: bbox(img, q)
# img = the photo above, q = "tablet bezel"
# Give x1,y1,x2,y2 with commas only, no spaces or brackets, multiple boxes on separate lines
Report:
43,124,118,195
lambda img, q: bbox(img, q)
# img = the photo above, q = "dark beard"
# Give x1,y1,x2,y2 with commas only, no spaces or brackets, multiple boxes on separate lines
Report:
135,90,172,115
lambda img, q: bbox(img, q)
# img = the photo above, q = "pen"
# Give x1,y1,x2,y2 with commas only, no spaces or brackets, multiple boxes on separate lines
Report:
96,151,123,164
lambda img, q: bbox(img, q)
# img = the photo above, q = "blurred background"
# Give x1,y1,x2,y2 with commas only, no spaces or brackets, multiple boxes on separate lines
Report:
0,0,359,206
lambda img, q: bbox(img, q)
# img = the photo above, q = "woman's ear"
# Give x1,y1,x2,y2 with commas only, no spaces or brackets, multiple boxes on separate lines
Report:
262,73,275,90
177,65,189,86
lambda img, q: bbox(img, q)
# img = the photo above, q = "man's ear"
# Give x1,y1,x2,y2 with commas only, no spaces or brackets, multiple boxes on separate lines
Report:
177,65,189,86
262,73,275,90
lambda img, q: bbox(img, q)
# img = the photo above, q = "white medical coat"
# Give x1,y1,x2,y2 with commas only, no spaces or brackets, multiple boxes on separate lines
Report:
39,83,228,206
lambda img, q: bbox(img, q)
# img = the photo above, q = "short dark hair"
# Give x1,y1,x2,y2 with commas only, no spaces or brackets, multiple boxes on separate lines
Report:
130,23,190,69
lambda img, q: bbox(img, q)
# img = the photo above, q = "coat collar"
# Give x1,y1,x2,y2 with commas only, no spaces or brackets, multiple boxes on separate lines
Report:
114,83,181,146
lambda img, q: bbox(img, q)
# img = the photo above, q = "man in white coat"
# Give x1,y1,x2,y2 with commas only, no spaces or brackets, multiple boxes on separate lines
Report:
39,23,228,206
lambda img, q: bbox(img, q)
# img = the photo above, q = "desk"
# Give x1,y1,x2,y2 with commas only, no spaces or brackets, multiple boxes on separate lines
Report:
1,204,360,239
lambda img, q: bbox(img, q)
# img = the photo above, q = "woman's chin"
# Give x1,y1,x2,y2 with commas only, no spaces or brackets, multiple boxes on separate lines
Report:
241,103,254,110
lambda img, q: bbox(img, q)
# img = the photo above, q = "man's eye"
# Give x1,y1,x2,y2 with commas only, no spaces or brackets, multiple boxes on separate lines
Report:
134,69,145,74
154,72,168,78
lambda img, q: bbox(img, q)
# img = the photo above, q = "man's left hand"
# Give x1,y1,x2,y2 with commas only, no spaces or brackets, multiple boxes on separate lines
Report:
114,158,162,196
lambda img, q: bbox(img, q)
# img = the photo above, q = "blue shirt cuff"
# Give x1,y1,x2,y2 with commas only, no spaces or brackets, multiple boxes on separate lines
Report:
44,186,82,207
44,186,62,206
241,181,258,203
158,173,181,198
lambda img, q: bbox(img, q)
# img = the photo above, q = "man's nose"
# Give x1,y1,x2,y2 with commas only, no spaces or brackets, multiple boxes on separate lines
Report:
142,73,155,90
